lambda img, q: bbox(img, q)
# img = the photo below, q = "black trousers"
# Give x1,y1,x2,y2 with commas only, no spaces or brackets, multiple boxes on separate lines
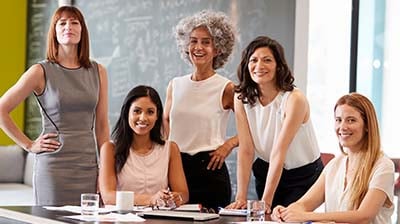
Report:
252,157,323,208
181,151,231,210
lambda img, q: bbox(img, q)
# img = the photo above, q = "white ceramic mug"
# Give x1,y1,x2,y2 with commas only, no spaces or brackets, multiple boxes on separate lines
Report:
116,191,134,213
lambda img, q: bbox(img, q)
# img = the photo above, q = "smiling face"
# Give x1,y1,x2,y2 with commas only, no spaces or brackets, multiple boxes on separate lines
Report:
335,104,367,152
248,47,277,86
128,96,158,137
188,26,217,69
55,13,82,45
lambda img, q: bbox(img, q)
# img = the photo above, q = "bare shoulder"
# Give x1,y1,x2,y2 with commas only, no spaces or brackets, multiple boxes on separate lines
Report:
100,141,116,155
223,81,235,110
286,88,309,108
168,141,180,153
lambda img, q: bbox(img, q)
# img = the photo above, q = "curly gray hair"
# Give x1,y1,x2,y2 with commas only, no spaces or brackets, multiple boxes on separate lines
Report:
174,10,236,70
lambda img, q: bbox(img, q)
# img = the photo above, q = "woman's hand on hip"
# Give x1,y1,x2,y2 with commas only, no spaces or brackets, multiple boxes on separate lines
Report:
29,133,60,153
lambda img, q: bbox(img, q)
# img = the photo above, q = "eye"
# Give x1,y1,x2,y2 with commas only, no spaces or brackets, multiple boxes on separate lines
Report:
133,109,141,114
348,118,356,123
202,40,211,45
148,110,155,115
335,118,342,123
249,58,257,63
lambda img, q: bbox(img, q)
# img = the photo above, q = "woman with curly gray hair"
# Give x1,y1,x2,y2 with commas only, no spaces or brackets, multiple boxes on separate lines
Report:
163,10,237,210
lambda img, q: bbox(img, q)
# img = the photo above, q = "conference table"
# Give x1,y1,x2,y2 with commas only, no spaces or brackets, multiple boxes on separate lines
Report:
0,206,249,224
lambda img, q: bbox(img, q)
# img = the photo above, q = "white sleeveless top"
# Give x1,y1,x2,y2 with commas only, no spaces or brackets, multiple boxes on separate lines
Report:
117,143,170,194
169,74,231,155
244,90,320,169
324,154,394,224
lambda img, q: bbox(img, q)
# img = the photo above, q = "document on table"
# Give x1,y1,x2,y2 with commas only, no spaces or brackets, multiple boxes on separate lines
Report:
64,213,145,222
218,208,247,216
44,205,152,214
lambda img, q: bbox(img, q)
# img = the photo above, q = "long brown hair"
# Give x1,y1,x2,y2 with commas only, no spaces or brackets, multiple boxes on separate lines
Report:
334,93,382,209
235,36,294,106
46,6,91,68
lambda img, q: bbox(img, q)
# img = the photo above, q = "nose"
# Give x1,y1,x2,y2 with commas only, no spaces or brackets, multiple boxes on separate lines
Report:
139,112,147,121
194,42,203,50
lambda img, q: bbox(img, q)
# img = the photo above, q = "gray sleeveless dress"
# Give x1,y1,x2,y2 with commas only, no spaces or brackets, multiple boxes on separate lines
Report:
34,60,99,205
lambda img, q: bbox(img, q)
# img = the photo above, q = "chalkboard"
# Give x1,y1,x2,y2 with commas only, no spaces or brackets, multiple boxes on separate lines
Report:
25,0,296,201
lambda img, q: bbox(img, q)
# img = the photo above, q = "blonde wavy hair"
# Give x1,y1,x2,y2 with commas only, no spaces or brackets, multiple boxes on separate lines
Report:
334,93,382,209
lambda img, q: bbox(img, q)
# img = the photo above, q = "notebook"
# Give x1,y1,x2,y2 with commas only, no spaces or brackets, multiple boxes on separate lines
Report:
139,210,219,221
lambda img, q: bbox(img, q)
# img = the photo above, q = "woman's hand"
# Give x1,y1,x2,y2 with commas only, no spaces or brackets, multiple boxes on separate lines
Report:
271,205,286,221
28,133,60,153
226,199,247,209
273,205,309,222
208,143,231,170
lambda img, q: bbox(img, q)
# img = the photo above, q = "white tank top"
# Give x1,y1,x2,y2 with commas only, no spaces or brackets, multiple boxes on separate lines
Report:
117,142,170,194
169,74,231,155
244,90,320,169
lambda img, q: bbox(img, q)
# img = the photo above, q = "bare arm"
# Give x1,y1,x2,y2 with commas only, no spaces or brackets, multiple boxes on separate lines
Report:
0,64,59,152
162,81,172,139
226,95,255,209
262,89,309,210
275,188,388,223
167,141,189,206
98,141,118,205
272,171,326,221
208,81,239,170
95,64,110,150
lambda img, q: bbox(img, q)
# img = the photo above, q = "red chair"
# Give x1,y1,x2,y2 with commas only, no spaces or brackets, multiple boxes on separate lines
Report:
321,153,335,166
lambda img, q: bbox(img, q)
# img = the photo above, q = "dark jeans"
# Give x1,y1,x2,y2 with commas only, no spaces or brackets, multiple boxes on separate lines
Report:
252,157,323,208
181,151,231,210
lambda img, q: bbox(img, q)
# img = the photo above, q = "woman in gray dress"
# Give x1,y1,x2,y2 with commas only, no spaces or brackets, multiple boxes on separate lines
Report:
0,6,109,205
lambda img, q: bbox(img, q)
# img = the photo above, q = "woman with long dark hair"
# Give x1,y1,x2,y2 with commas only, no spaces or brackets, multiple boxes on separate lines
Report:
99,85,188,206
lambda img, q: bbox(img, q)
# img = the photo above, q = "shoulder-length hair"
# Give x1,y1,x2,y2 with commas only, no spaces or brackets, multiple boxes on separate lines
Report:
113,85,165,173
235,36,294,106
334,92,382,209
46,6,91,68
174,10,236,70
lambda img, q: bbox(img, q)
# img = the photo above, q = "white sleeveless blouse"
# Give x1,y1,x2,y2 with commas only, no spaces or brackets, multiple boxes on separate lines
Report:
169,74,231,155
244,90,320,169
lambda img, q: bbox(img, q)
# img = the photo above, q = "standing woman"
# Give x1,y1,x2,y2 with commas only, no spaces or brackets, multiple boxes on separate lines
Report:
0,6,109,205
227,36,323,213
163,10,237,210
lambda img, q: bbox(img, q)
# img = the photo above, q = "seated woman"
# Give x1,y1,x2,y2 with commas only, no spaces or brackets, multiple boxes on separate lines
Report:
271,93,395,224
99,85,189,206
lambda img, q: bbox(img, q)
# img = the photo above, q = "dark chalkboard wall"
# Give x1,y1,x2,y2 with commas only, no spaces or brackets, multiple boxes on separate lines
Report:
25,0,295,201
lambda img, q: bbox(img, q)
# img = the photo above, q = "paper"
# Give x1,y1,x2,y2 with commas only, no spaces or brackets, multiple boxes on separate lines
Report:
44,205,152,214
44,205,115,214
174,204,201,211
65,213,145,222
218,208,247,216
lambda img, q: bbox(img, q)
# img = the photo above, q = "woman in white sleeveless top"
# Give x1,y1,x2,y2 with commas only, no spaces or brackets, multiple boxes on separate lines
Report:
272,93,394,224
163,10,238,210
99,85,188,206
227,36,323,213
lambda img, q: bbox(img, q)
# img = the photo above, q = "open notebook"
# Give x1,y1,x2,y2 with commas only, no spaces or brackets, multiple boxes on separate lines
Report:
139,210,219,221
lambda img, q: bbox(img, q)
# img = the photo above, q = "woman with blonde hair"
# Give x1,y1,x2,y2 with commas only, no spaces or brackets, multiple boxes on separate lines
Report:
272,93,395,223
